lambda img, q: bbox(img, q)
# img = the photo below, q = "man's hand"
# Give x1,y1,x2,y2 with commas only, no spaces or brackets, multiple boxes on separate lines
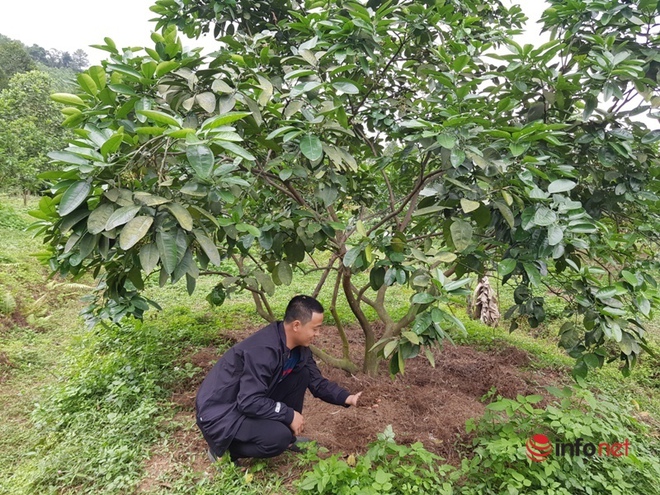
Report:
345,391,362,407
290,410,305,436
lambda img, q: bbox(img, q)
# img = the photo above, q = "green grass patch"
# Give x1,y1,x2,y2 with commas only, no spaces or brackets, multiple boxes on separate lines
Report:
2,308,232,495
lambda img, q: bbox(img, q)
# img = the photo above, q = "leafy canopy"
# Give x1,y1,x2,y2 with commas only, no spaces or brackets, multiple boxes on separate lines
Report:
34,0,660,377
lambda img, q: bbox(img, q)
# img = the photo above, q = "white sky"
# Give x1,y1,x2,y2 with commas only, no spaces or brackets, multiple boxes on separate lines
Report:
0,0,547,65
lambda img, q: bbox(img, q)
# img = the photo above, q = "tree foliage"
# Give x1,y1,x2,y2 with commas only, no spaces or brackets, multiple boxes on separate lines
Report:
0,39,37,89
34,0,660,378
0,71,70,199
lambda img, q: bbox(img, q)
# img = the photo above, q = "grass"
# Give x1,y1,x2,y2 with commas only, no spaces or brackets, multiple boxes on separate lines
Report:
1,194,659,494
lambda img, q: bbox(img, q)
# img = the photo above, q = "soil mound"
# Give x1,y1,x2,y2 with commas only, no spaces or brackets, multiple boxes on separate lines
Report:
168,325,561,465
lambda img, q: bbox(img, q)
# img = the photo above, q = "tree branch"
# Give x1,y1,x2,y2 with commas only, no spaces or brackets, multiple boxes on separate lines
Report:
349,35,408,121
367,153,442,235
310,345,358,373
312,254,338,299
341,267,373,341
331,269,352,363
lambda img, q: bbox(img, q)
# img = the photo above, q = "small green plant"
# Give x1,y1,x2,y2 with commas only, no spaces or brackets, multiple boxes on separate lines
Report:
298,426,456,495
459,388,660,495
0,202,28,230
0,291,16,315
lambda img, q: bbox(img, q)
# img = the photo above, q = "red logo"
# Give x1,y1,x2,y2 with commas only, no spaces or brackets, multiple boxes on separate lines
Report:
526,433,552,462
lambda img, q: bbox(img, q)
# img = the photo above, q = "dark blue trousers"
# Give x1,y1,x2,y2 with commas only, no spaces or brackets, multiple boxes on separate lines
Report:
212,366,309,461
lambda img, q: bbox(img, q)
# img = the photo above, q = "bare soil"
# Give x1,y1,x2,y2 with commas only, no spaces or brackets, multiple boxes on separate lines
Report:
139,324,564,491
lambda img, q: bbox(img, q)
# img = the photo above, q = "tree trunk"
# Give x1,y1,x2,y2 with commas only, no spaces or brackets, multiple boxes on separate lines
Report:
363,343,380,376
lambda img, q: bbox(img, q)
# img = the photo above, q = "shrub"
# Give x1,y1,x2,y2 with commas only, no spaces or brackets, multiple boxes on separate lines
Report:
459,388,660,495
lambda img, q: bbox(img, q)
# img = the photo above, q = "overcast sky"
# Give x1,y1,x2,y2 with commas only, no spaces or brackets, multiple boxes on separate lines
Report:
0,0,547,65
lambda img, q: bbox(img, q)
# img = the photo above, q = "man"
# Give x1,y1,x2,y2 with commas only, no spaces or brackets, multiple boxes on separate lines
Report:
196,295,362,463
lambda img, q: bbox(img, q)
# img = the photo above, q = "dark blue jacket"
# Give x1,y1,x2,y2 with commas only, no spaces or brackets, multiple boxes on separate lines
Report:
195,321,350,456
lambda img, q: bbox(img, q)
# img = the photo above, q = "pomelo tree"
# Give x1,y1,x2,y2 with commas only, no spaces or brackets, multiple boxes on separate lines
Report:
32,0,660,377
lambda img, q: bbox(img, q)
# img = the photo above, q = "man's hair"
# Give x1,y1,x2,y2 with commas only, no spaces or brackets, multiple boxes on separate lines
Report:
284,295,324,324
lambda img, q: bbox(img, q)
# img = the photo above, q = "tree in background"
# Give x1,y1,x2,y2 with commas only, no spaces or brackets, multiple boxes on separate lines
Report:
0,40,36,89
35,0,659,378
0,71,70,202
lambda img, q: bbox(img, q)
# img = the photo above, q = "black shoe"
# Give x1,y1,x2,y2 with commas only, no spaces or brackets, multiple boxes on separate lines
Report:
288,436,312,453
207,448,218,463
209,449,247,468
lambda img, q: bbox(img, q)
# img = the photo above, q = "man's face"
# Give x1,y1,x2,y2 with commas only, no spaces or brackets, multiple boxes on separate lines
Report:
295,311,323,347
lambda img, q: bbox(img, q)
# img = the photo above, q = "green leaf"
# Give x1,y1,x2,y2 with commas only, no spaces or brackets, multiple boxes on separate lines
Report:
218,142,256,161
383,340,398,359
494,201,515,228
100,133,124,158
547,224,563,246
194,230,221,266
51,93,86,107
641,130,660,144
435,252,457,263
450,220,473,252
437,134,456,149
300,134,323,161
47,151,89,166
187,144,214,179
165,203,194,231
212,78,234,93
332,81,359,94
583,96,597,120
77,73,98,96
583,353,600,368
196,92,217,113
106,63,142,80
87,66,107,90
412,293,435,304
276,261,293,285
236,223,261,237
133,192,170,206
424,347,435,367
59,181,91,216
638,297,651,317
509,142,527,157
255,271,275,296
621,270,639,287
533,206,557,227
453,54,470,72
105,205,141,230
548,179,576,194
156,231,179,275
266,126,298,140
401,331,421,345
498,258,517,276
523,262,542,286
343,247,361,267
201,112,252,130
119,216,154,250
460,198,480,213
155,60,179,77
136,109,181,127
139,243,160,274
486,400,510,411
87,203,115,234
595,287,617,300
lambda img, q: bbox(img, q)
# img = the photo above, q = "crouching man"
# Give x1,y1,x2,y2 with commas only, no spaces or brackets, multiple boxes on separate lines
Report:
195,295,362,463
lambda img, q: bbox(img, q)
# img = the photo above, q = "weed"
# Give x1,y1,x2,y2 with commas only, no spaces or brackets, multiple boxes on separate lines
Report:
298,426,456,495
